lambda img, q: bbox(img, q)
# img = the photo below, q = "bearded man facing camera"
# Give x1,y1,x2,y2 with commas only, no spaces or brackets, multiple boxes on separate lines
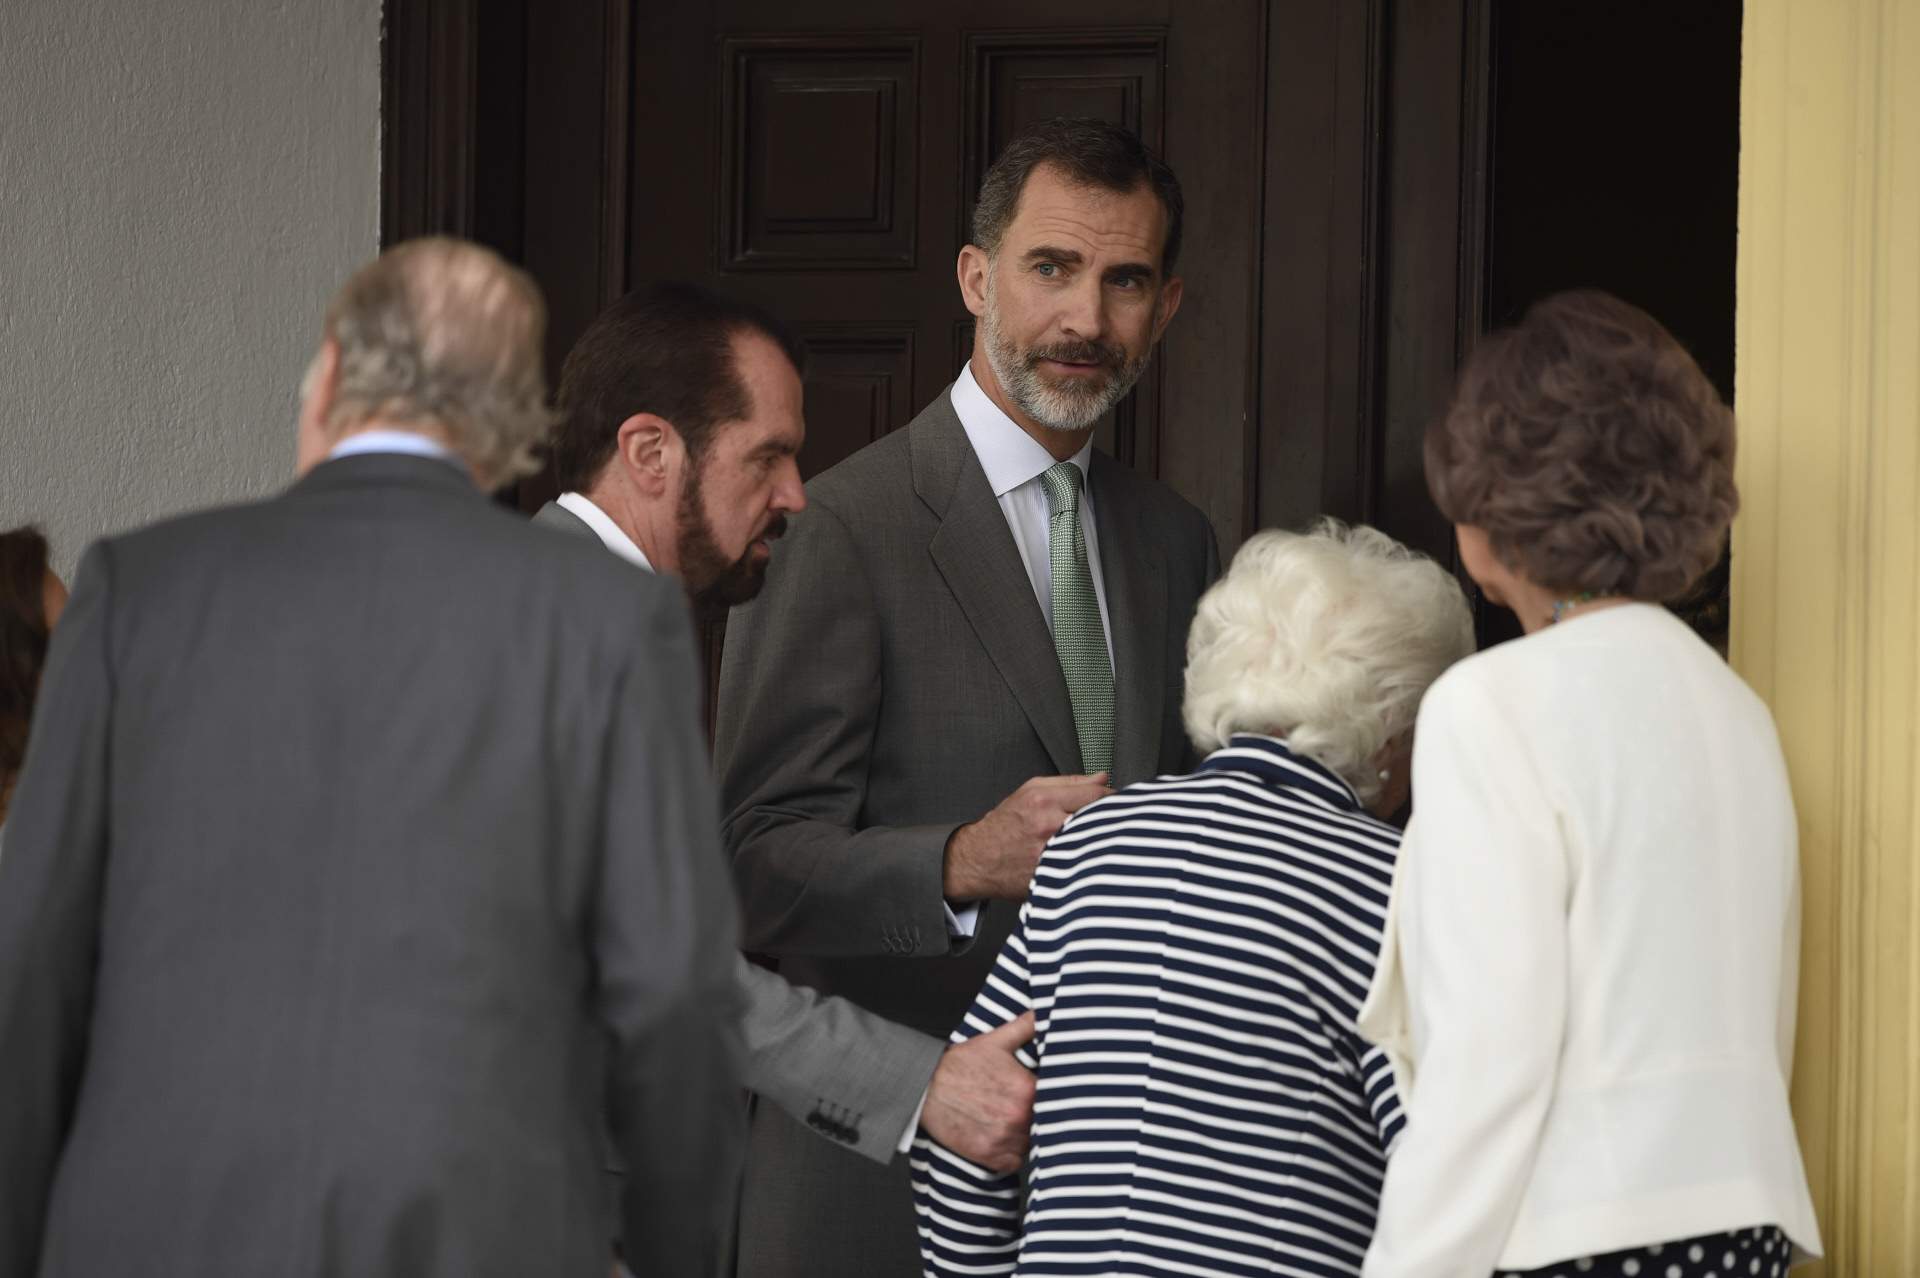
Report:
716,117,1222,1277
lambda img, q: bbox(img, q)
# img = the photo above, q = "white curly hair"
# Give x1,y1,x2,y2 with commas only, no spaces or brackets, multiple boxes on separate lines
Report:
1182,519,1474,802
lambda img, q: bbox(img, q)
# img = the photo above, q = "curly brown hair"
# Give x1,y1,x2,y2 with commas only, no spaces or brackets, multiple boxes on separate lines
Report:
1426,289,1737,601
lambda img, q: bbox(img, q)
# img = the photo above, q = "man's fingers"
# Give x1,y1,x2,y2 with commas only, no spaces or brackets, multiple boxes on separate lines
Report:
977,1010,1038,1050
1053,783,1111,815
1030,772,1109,789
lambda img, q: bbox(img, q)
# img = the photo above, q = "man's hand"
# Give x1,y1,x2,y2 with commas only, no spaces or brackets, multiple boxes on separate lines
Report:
920,1013,1038,1173
943,774,1109,901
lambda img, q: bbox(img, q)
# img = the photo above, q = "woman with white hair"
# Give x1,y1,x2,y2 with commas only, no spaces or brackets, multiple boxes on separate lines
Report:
910,520,1473,1278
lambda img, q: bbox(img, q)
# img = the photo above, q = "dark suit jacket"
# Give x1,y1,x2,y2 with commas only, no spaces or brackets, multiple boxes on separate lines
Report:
713,392,1219,1275
0,454,745,1278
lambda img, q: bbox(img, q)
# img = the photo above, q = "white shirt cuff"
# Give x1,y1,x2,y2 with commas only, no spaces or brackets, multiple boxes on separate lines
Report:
943,900,982,938
897,1085,933,1154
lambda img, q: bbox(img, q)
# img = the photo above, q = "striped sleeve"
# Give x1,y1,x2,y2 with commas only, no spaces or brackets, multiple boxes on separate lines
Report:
1360,1042,1407,1154
909,904,1037,1277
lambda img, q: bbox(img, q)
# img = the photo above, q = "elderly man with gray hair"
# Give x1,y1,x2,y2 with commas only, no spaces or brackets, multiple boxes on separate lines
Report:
0,237,744,1278
912,520,1473,1278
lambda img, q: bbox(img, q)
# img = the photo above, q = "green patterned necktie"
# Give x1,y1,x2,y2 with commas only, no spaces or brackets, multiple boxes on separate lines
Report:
1039,461,1114,777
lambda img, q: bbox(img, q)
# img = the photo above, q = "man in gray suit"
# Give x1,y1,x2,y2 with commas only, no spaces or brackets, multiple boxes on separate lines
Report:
716,118,1222,1275
530,281,1039,1174
0,239,743,1278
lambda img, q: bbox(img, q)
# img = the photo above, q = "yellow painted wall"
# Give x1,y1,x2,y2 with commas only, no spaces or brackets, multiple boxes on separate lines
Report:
1733,1,1920,1273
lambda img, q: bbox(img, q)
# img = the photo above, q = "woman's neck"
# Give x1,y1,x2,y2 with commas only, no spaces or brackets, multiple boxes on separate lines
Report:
1514,589,1633,634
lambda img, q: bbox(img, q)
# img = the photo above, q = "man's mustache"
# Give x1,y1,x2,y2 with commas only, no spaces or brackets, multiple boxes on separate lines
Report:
1026,339,1126,372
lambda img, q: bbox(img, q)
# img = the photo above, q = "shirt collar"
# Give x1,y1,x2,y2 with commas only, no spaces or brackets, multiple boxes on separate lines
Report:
1197,734,1365,813
950,360,1094,499
327,429,458,463
557,491,655,573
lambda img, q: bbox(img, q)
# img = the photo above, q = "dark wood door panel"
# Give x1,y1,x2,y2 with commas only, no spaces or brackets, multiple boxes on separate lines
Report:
605,0,1263,532
794,324,918,475
959,26,1168,237
720,35,923,272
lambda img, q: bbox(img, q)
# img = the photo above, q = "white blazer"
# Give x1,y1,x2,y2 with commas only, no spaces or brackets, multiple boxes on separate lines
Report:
1358,604,1821,1276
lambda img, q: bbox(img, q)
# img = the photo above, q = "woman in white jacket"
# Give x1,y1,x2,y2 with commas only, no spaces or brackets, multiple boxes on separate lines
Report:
1359,290,1821,1278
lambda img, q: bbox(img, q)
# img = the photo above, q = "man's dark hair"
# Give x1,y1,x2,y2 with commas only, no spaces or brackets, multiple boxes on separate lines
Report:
0,525,53,799
550,282,807,493
971,117,1185,273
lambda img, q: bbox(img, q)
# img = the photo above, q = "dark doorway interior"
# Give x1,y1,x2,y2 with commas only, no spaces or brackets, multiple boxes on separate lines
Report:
1487,0,1740,396
1477,0,1742,646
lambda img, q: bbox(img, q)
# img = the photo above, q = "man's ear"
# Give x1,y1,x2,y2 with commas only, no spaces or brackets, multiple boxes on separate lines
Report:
1150,274,1184,344
957,244,992,319
613,412,682,498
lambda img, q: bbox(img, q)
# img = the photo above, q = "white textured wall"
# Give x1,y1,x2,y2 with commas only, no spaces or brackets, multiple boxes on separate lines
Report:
0,0,381,579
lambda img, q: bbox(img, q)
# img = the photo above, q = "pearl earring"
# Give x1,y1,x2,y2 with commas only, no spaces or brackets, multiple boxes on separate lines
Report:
1377,768,1391,782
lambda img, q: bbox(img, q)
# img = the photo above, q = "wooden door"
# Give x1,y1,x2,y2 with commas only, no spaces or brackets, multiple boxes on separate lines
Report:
384,0,1739,662
524,0,1264,526
509,0,1266,717
387,0,1486,569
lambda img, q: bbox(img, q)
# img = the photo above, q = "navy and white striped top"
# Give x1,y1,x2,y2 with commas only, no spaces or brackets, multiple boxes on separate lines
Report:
911,735,1406,1277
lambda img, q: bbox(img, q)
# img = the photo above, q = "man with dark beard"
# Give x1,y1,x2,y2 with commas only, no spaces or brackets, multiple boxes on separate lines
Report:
532,282,1040,1204
539,283,802,612
715,118,1222,1276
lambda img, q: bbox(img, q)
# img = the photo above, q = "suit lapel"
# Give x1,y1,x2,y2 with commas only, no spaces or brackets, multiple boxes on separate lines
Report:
914,396,1083,776
1091,454,1167,787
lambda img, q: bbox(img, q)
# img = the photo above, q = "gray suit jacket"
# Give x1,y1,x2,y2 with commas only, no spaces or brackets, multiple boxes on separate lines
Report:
713,392,1220,1276
531,498,944,1163
0,455,744,1278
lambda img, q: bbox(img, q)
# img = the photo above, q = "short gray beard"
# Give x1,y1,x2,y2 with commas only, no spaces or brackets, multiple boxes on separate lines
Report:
981,274,1150,433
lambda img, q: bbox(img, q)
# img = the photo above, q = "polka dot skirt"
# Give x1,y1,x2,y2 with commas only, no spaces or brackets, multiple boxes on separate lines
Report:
1498,1225,1791,1278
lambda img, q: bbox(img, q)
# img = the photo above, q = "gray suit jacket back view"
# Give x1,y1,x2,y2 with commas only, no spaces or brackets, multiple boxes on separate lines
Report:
530,497,944,1163
715,393,1220,1276
0,455,745,1278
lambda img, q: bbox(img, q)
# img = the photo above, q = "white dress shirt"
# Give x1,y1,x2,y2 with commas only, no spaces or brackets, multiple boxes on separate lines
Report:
556,491,654,572
1358,604,1822,1275
327,429,458,463
949,361,1114,672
